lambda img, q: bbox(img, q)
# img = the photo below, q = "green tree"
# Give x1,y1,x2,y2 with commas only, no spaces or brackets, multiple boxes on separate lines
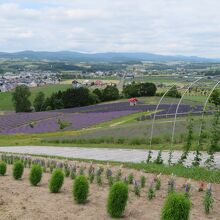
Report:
122,82,157,98
166,86,181,98
210,89,220,107
93,88,103,101
102,85,119,101
33,91,45,112
12,85,31,112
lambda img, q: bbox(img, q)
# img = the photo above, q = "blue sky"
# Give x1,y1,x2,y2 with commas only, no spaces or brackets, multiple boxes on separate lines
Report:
0,0,220,58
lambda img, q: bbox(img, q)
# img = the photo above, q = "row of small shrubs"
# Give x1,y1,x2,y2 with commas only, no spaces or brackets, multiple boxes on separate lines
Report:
0,159,214,218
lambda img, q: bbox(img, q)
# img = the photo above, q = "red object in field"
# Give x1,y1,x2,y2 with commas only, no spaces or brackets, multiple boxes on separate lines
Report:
128,98,138,106
129,98,138,102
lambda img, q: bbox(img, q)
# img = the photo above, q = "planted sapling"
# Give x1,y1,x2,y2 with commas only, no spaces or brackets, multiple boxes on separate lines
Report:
134,180,140,196
106,166,112,179
96,167,103,186
88,162,94,176
79,166,85,175
155,174,161,190
168,174,176,194
184,180,191,198
115,169,122,182
140,175,146,188
154,150,163,164
148,181,155,200
70,165,77,179
146,150,152,163
128,173,134,184
203,184,214,214
64,163,70,177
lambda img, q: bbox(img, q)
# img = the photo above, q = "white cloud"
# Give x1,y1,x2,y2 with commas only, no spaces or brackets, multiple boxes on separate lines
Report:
0,0,220,58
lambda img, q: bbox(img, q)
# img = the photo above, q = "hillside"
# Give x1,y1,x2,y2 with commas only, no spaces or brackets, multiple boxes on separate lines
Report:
0,51,219,62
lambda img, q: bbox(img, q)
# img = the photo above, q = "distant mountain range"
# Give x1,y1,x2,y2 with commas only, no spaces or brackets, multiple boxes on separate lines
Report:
0,51,219,62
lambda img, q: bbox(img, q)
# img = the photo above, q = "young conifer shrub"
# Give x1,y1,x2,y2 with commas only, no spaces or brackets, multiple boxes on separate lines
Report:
0,161,7,176
107,181,128,218
13,160,24,180
161,192,191,220
29,164,42,186
73,175,89,204
49,169,64,193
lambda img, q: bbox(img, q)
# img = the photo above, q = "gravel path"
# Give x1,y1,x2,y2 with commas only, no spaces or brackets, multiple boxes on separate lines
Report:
0,146,219,167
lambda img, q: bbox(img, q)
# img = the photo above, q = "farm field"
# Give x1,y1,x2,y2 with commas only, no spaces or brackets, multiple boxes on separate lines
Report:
0,96,215,150
0,156,220,220
0,100,208,134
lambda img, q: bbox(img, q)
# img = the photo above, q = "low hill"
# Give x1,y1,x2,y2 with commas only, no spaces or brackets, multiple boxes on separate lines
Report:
0,51,219,62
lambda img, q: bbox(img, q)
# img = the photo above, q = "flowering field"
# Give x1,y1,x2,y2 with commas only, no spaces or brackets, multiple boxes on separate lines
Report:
0,102,206,135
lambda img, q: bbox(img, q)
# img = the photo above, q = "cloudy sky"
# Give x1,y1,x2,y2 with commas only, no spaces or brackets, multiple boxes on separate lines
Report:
0,0,219,58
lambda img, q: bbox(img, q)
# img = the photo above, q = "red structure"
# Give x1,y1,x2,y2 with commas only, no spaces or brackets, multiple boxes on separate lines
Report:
128,98,138,106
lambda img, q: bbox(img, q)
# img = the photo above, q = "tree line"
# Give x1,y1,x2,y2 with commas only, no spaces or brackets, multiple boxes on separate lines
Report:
12,82,158,112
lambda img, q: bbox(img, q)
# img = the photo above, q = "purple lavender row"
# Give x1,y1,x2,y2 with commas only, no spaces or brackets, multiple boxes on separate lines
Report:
1,110,139,134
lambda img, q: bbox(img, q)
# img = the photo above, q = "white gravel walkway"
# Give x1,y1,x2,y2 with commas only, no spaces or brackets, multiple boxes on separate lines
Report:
0,146,220,167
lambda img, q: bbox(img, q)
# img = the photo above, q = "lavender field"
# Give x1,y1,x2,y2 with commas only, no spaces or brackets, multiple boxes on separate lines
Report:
0,101,207,135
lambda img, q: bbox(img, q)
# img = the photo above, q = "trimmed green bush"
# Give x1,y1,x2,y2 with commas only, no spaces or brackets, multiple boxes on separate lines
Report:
107,181,128,218
29,164,42,186
73,175,89,204
13,160,24,180
161,192,191,220
0,161,7,176
49,169,64,193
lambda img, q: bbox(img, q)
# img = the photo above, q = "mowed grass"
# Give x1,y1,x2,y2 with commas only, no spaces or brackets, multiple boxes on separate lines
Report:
0,84,71,111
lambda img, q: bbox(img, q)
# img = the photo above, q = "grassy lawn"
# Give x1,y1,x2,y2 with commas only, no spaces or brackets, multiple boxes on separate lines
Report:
0,84,71,111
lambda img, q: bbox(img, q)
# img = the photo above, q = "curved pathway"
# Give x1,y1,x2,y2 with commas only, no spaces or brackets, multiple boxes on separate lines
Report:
0,146,220,168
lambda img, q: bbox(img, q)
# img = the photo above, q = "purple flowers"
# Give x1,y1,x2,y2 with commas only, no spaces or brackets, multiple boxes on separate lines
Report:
0,101,206,134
